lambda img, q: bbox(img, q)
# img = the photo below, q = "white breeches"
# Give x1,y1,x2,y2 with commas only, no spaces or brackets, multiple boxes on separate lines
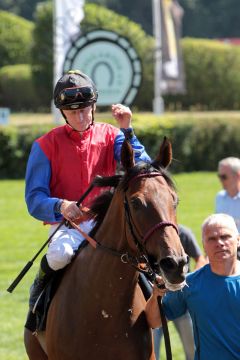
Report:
46,220,94,271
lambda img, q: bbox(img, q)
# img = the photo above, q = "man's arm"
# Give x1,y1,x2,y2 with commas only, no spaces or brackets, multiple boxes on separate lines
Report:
25,141,61,222
112,104,151,163
145,279,168,328
145,275,188,329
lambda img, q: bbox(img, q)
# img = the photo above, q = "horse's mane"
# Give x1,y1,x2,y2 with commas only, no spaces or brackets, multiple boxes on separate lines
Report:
87,161,176,236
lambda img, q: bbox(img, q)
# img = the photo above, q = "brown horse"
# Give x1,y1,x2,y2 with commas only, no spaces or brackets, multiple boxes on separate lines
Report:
24,137,188,360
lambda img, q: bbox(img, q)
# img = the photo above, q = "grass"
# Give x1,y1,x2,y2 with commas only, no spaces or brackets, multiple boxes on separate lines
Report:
0,174,220,359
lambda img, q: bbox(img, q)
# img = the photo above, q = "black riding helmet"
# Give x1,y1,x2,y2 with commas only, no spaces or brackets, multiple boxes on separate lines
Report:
54,70,98,110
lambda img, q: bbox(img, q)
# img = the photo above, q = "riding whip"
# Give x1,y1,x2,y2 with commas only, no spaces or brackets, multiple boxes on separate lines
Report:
7,176,103,293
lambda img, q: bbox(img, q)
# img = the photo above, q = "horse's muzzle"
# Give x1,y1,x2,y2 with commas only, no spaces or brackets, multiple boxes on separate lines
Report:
159,255,188,291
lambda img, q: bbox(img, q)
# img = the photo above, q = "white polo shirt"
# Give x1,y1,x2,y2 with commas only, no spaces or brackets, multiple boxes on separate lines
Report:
215,190,240,233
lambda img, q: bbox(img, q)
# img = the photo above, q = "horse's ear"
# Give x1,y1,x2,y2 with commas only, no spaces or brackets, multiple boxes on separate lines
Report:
121,140,135,170
153,136,172,169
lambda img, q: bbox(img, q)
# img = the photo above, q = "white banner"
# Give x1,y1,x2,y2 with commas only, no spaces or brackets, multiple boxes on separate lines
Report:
53,0,84,88
160,0,185,94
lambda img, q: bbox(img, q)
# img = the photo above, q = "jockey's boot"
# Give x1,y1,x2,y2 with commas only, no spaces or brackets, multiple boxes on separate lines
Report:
29,255,55,312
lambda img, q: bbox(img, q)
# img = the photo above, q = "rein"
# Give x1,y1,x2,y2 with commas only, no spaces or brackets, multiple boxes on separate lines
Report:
6,178,100,293
124,171,175,360
124,172,178,247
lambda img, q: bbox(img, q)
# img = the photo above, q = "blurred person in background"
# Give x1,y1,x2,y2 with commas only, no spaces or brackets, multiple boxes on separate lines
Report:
215,157,240,258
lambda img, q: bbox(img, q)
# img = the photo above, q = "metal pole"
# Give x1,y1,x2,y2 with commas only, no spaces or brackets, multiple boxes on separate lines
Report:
52,0,63,124
152,0,164,114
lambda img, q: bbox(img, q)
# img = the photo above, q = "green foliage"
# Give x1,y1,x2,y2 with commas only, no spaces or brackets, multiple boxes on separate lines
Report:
0,4,239,112
86,0,153,37
1,0,240,38
0,0,47,20
30,3,240,111
2,112,240,178
86,0,240,38
180,0,240,38
130,113,240,173
0,10,33,67
0,64,40,111
165,38,240,110
81,3,154,110
31,1,53,110
31,2,154,111
0,124,52,178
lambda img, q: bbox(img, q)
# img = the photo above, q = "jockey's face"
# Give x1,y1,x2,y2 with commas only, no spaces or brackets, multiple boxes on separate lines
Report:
63,105,94,132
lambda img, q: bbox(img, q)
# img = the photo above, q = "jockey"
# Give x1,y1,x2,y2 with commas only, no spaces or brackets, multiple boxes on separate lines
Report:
25,69,151,311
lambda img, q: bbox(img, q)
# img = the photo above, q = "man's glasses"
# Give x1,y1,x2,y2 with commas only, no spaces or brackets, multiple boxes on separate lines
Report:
218,173,228,181
59,86,95,103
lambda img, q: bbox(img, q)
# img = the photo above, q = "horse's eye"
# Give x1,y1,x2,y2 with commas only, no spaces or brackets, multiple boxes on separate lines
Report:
130,197,143,210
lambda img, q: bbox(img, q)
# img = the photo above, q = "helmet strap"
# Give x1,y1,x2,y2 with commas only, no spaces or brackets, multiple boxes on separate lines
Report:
60,110,67,120
91,104,95,126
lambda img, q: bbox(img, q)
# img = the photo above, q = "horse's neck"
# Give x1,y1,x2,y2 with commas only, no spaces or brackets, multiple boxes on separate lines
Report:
94,192,127,250
83,199,138,297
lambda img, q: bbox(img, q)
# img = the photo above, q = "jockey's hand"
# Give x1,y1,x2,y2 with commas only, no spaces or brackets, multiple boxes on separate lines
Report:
112,104,132,129
153,275,168,298
60,200,83,222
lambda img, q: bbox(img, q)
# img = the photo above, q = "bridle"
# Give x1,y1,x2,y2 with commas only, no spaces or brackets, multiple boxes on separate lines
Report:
124,170,175,360
124,171,178,252
70,170,178,280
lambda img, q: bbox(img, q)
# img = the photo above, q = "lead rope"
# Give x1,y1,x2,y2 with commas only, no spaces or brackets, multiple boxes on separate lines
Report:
157,295,172,360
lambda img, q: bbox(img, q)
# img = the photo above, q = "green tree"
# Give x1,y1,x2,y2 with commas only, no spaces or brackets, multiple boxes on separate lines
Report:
180,0,240,38
0,10,33,67
31,2,154,110
31,1,53,109
0,0,48,20
86,0,240,38
86,0,153,34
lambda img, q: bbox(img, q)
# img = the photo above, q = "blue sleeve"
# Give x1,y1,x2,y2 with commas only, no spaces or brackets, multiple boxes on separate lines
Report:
162,289,188,320
25,142,62,222
114,128,151,163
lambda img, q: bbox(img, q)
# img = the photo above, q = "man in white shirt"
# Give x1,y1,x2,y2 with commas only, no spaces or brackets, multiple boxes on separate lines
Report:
215,157,240,233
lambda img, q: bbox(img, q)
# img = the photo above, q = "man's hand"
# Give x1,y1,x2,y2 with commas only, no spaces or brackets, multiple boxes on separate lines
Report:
112,104,132,129
60,200,83,222
153,275,168,298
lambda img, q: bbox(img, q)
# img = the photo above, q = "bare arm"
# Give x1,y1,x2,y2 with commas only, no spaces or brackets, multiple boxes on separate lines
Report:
145,277,168,328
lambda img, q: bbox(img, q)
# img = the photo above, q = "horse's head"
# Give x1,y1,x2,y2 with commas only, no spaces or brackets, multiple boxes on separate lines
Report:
120,137,188,291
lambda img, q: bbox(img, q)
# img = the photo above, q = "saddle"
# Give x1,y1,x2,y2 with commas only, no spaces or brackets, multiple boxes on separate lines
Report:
25,242,153,333
25,269,64,332
25,240,89,333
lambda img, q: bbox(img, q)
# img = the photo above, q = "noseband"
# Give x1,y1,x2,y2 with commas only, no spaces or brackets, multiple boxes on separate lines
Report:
124,171,178,252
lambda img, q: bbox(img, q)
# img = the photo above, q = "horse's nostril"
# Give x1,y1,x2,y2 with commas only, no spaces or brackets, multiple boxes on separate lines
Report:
160,256,188,273
160,257,178,272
